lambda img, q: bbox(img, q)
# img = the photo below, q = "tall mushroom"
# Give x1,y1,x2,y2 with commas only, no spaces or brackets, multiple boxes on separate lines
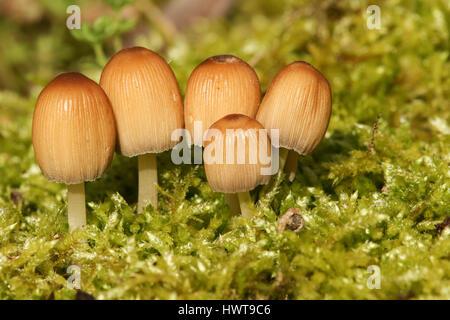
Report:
256,61,332,181
203,114,272,218
100,46,184,212
184,54,261,213
32,72,116,231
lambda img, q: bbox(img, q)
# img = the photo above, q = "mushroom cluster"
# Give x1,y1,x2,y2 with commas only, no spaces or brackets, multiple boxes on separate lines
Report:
32,46,331,231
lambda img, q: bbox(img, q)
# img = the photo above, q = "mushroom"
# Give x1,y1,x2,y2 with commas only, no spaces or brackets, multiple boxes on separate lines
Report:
256,61,332,181
184,54,261,212
203,114,272,218
100,47,184,212
32,72,116,231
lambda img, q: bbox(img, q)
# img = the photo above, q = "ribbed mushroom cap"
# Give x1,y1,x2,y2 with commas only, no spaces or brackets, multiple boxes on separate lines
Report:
204,114,271,193
184,54,261,146
256,61,332,155
32,72,116,184
100,46,184,157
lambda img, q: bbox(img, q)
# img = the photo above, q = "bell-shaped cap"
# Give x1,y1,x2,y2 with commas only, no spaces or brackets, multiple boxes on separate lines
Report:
203,114,271,193
100,46,184,157
32,72,116,184
184,55,261,146
256,61,331,155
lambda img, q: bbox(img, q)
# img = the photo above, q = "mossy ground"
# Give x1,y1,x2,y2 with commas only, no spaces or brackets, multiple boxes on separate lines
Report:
0,0,449,299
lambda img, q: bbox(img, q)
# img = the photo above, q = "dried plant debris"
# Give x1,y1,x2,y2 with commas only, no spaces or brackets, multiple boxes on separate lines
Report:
75,290,96,300
436,217,450,235
9,190,24,206
0,0,449,299
278,208,305,233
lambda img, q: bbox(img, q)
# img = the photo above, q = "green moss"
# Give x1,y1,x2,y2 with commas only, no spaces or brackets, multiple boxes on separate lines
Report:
0,0,449,299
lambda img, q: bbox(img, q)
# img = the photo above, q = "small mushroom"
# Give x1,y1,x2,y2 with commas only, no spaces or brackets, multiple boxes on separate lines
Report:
184,54,261,146
100,47,184,212
184,54,261,213
256,61,332,181
203,114,271,218
32,73,116,231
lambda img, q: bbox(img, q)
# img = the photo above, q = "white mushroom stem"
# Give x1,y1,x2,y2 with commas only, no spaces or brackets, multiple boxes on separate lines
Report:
237,192,257,218
67,183,86,232
284,150,299,182
224,193,241,215
278,148,290,171
138,153,158,213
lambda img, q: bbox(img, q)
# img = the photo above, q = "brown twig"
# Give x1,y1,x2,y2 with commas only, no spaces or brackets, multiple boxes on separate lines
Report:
367,113,381,155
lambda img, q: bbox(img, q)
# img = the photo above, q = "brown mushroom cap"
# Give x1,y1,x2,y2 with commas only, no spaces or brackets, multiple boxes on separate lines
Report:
100,46,184,157
32,72,116,184
256,61,332,155
203,114,271,193
184,55,261,146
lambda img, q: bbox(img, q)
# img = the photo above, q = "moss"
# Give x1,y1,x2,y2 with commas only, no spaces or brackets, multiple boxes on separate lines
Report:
0,0,449,299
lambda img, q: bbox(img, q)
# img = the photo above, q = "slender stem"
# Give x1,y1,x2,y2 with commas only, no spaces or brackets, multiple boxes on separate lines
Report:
112,11,123,52
284,150,299,182
67,183,86,232
93,43,107,67
237,192,257,218
224,193,241,216
138,153,158,212
278,147,290,171
136,0,177,46
255,148,291,206
113,36,123,53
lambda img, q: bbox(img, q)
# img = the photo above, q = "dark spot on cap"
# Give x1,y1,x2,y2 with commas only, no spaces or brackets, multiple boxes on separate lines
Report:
210,55,238,63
